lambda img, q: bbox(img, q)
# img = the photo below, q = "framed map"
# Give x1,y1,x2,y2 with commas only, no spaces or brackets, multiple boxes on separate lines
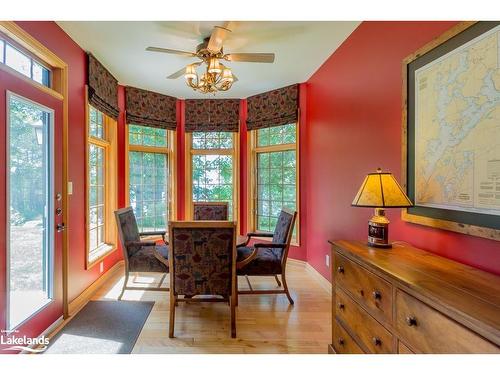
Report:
402,21,500,241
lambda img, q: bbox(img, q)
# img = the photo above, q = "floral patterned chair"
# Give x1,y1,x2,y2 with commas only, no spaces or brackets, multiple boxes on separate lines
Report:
193,202,229,221
168,221,237,338
115,207,169,300
236,208,297,305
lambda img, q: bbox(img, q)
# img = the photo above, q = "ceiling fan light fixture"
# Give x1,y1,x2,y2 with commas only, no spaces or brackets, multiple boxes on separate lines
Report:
207,58,222,74
184,64,197,80
221,67,234,83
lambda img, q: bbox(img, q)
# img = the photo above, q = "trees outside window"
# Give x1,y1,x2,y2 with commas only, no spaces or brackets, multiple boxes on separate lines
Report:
86,105,117,268
187,131,238,220
250,124,298,241
127,124,174,231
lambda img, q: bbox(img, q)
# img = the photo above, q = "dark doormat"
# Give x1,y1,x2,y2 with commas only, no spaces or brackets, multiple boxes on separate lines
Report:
44,300,154,354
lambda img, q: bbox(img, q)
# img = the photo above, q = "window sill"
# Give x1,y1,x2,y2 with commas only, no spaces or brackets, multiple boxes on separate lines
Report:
86,243,117,270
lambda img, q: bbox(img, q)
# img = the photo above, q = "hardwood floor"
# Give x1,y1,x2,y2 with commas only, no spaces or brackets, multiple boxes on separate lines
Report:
91,260,332,353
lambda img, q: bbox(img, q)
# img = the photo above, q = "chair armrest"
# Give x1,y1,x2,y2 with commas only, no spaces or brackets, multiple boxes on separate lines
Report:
140,230,166,237
246,232,273,238
253,242,287,249
237,232,273,248
140,230,167,243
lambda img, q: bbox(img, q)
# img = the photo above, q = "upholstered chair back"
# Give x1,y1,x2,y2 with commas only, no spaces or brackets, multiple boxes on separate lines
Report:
271,209,297,259
115,207,140,257
169,221,236,297
193,202,229,221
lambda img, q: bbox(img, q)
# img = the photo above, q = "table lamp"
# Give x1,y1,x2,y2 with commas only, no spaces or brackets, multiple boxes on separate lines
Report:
352,168,413,248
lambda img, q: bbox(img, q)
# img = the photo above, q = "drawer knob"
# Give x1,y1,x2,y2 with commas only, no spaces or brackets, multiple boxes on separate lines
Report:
337,266,345,274
337,338,345,346
373,290,382,300
372,337,382,346
337,302,345,310
406,316,418,327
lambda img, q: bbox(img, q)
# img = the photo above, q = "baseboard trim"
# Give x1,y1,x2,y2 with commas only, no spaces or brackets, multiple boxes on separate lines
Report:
288,258,332,294
287,258,307,267
305,263,332,294
68,260,124,316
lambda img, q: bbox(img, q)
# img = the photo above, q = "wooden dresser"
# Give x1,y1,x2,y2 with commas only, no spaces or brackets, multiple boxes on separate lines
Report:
328,240,500,354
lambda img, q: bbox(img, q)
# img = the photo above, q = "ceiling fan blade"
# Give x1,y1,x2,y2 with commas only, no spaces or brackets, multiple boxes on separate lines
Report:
166,62,201,79
146,46,197,57
207,25,231,53
224,53,275,63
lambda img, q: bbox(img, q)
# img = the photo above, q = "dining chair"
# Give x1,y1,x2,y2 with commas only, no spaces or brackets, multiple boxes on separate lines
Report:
115,207,169,300
193,201,229,220
168,221,237,338
236,208,297,305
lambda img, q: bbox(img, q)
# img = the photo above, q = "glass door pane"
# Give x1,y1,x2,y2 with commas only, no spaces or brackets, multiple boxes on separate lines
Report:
7,93,53,330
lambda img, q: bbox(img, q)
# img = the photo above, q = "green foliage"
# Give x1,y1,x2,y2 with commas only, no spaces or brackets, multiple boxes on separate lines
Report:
129,151,168,231
192,132,233,149
8,96,49,224
257,123,296,147
129,124,168,147
192,152,234,219
256,148,297,235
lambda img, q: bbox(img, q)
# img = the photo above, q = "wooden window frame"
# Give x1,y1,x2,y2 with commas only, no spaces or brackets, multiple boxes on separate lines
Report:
125,124,177,233
85,99,118,269
185,131,240,230
248,122,300,246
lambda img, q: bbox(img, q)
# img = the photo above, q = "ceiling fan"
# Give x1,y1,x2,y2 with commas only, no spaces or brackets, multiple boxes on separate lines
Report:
146,22,275,94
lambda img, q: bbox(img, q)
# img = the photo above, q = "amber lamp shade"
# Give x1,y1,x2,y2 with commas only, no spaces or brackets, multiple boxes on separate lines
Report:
352,168,413,248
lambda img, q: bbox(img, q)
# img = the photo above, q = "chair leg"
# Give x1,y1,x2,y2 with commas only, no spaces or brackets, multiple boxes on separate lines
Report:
281,273,294,305
118,271,129,300
169,294,176,338
235,278,239,306
274,275,282,287
230,294,236,338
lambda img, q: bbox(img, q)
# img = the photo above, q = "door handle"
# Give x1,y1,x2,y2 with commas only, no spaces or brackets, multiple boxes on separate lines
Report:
56,223,66,232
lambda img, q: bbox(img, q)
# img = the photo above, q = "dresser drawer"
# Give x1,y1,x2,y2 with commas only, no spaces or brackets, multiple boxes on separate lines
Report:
333,320,364,354
334,252,393,322
395,290,499,353
336,287,393,353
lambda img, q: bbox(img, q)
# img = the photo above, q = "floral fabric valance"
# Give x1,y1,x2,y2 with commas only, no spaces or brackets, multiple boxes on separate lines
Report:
185,99,240,132
125,86,177,130
87,53,119,120
246,84,299,130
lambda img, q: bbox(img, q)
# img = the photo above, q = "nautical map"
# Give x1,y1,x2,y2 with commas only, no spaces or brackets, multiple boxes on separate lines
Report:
414,25,500,216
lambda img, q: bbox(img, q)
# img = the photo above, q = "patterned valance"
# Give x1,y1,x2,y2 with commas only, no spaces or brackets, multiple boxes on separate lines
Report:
246,84,299,130
125,86,177,130
87,53,119,120
185,99,240,132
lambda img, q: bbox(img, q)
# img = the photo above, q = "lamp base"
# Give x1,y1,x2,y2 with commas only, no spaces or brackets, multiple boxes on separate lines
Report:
368,241,392,249
367,208,391,249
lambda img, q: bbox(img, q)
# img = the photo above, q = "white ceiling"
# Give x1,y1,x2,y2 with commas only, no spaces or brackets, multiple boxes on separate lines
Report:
57,21,360,99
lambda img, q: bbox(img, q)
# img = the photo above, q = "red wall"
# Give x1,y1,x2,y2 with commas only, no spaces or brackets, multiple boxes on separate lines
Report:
13,22,122,303
305,21,500,280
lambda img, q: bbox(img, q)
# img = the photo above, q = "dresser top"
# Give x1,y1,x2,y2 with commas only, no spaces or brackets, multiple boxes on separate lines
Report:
329,240,500,344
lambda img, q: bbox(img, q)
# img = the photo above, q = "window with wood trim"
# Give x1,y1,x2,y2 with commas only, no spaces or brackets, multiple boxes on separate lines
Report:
250,123,299,242
127,124,175,232
86,105,117,268
187,131,238,220
0,35,51,87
